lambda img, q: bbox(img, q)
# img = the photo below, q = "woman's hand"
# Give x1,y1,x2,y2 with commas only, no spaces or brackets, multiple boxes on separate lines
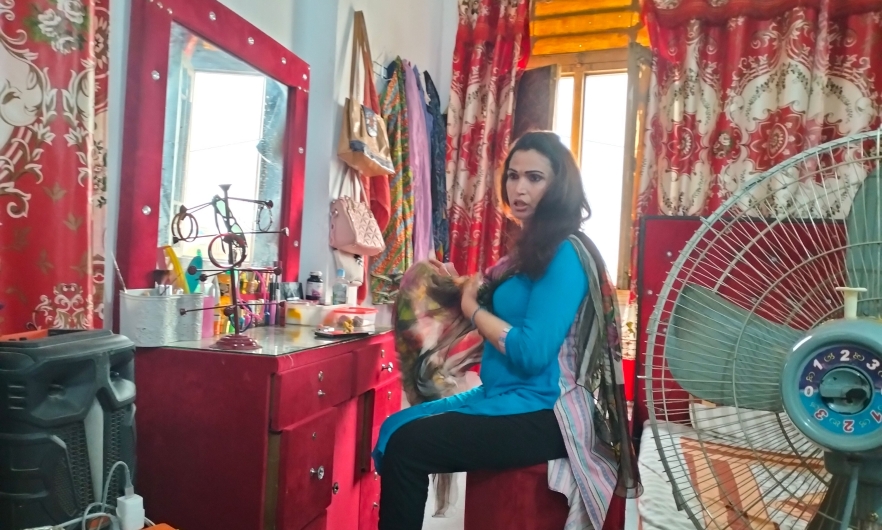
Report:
460,274,481,317
428,258,458,278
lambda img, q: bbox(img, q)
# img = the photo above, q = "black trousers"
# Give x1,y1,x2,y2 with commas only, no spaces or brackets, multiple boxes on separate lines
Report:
378,410,567,530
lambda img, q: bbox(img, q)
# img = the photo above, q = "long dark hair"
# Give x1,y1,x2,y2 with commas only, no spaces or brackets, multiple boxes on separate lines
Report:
500,131,591,279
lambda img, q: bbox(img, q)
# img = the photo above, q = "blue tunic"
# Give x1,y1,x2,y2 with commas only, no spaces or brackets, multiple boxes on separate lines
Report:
372,240,588,472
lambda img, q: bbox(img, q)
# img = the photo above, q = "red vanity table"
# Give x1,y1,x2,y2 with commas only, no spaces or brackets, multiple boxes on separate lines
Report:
134,326,401,530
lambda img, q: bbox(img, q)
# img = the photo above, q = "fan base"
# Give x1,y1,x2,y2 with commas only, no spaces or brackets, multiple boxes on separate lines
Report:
806,452,882,530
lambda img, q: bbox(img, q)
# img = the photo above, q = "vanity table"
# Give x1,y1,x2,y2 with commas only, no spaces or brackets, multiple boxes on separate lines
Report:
135,327,400,530
113,0,402,528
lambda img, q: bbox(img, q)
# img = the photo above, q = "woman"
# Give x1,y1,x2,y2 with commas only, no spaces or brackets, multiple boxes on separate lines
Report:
373,131,639,529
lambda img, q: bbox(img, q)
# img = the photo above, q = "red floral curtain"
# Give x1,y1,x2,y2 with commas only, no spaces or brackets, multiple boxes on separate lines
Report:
629,0,882,419
635,0,882,221
0,0,108,334
446,0,531,275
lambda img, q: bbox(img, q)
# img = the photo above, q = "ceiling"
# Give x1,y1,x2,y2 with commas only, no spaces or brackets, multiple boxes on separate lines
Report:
531,0,650,55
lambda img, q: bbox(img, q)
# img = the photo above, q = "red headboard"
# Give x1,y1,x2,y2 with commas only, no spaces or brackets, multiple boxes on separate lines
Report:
116,0,310,291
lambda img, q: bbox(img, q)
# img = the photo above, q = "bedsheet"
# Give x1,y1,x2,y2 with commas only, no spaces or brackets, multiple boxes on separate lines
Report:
627,407,827,530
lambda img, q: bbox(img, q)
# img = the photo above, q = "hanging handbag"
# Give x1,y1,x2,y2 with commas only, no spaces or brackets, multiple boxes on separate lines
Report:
337,11,394,177
329,169,386,257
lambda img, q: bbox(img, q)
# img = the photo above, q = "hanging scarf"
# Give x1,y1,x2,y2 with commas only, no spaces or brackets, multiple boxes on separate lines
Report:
370,58,414,304
424,72,449,262
393,233,641,526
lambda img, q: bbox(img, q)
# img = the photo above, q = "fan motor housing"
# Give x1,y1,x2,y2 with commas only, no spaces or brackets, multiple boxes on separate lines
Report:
782,319,882,454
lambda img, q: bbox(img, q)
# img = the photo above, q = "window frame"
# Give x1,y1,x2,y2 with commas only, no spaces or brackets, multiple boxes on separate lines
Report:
528,48,637,290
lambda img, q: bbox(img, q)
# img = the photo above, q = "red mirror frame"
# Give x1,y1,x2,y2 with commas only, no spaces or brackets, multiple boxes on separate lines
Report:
116,0,309,291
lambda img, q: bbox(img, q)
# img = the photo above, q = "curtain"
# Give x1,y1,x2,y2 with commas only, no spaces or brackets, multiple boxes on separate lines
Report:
0,0,108,334
446,0,531,275
636,0,882,220
631,0,882,430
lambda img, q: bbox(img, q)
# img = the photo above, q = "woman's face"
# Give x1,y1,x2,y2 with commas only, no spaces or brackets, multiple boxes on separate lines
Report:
505,149,553,222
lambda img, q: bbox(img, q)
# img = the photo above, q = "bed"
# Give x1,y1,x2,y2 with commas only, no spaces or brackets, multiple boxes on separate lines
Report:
626,405,826,530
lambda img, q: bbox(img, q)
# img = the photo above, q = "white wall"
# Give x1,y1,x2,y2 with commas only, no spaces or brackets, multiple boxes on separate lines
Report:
290,0,458,297
216,0,297,50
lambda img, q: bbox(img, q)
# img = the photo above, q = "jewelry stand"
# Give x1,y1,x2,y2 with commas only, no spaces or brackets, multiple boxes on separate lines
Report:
173,184,287,350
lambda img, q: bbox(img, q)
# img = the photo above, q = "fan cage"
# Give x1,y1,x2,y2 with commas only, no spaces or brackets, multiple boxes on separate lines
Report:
644,129,882,530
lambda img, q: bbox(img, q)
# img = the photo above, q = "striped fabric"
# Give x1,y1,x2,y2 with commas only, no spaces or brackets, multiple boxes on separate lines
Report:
548,334,618,529
547,235,639,530
370,58,414,303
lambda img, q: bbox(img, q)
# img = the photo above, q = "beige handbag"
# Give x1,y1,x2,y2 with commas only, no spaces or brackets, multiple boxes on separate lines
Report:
329,170,386,257
337,11,394,177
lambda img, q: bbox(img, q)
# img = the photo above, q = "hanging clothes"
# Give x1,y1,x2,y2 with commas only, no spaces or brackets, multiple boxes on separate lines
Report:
403,60,434,262
424,72,449,262
370,58,413,304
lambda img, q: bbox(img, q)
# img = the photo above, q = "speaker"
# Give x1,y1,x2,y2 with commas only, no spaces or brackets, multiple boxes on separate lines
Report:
0,330,136,530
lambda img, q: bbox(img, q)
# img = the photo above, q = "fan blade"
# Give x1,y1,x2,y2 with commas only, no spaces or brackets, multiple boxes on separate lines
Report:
665,283,803,411
846,168,882,318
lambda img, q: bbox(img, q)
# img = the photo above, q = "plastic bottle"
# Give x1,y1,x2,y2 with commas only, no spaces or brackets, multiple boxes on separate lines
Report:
306,271,324,302
332,269,348,305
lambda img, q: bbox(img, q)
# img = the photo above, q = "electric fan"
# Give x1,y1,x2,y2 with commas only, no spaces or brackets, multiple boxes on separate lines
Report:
645,129,882,530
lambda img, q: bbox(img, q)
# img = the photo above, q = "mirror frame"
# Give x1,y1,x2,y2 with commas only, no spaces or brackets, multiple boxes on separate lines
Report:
116,0,309,290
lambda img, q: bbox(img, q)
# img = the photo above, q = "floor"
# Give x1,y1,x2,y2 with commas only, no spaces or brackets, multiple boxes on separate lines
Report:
422,473,466,530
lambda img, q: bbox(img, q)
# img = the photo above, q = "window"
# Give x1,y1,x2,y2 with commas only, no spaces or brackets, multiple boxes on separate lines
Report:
553,72,629,278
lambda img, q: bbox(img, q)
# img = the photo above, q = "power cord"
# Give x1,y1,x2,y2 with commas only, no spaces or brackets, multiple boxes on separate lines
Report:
22,460,153,530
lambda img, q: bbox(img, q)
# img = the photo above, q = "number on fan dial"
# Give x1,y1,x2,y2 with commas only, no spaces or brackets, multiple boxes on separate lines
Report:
813,360,824,371
867,359,880,370
872,410,882,424
841,349,851,362
814,409,828,420
843,420,855,433
803,386,815,397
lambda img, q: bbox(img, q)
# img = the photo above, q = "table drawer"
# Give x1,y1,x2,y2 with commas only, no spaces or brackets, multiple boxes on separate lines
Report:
358,471,381,530
353,339,396,395
273,353,354,431
372,378,402,427
277,408,337,530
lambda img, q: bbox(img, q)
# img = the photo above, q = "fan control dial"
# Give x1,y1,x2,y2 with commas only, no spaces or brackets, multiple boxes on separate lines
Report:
795,344,882,447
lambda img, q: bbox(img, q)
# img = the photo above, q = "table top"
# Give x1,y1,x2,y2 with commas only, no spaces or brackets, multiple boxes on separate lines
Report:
168,325,392,356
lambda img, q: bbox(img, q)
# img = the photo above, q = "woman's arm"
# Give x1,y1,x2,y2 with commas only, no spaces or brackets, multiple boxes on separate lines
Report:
460,280,510,352
460,241,587,376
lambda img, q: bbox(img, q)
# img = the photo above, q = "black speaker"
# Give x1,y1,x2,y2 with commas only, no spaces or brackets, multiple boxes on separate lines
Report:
0,330,136,530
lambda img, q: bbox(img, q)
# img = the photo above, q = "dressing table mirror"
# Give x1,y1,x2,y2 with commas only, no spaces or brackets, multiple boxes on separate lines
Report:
116,0,309,290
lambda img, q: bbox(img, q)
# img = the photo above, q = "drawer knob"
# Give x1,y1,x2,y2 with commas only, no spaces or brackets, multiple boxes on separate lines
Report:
380,349,386,358
380,362,394,373
387,391,392,400
317,390,326,397
310,466,325,480
372,502,379,509
317,371,324,382
332,482,340,495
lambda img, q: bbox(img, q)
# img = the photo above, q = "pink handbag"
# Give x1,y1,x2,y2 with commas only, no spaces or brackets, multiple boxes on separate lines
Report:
329,170,386,257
